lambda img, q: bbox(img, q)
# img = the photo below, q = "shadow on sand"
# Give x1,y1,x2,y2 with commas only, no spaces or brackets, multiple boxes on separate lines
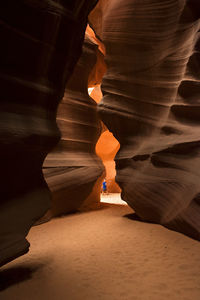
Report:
0,264,43,291
123,212,155,224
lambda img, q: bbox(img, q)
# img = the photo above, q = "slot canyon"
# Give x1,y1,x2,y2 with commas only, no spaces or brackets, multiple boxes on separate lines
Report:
0,1,200,299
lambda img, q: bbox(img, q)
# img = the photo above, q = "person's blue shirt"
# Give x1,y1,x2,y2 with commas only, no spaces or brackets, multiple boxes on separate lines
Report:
102,179,107,192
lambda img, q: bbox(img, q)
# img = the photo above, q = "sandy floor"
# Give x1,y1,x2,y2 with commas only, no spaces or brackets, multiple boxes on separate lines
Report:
101,193,127,205
1,200,200,300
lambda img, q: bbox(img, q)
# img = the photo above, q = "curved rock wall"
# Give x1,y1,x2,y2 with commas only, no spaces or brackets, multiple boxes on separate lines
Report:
90,0,200,240
0,0,98,266
92,87,121,193
43,37,104,216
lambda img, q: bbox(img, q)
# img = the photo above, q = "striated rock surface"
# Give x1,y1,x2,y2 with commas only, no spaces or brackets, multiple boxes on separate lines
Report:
0,0,98,266
92,87,121,193
90,0,200,240
43,37,104,216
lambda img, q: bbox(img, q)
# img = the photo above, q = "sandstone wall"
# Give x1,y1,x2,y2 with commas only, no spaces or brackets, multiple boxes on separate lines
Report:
90,0,200,240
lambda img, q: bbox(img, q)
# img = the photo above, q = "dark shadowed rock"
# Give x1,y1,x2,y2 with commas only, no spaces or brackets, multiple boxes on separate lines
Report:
0,0,98,267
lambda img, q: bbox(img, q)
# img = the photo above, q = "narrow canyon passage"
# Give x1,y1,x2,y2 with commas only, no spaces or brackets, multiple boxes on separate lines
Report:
1,4,200,296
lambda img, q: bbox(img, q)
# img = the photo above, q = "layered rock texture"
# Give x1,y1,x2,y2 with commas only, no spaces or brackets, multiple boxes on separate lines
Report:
92,87,121,193
90,0,200,240
1,0,200,269
0,0,97,267
43,37,104,216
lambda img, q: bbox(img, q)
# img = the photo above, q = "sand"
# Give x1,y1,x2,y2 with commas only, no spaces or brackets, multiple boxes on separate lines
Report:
1,200,200,300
